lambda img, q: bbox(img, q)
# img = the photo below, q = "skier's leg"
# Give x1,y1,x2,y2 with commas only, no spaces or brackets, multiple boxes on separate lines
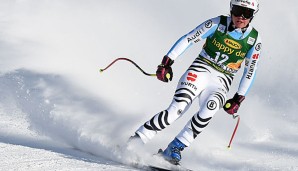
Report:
157,59,231,163
135,71,204,143
176,88,227,146
135,93,193,143
160,87,227,164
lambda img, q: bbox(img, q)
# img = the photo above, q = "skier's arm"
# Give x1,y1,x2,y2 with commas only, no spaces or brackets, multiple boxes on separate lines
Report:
237,35,262,96
166,17,220,60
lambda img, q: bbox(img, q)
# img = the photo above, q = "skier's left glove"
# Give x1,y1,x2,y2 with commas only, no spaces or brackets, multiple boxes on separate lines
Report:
223,93,245,115
156,55,174,82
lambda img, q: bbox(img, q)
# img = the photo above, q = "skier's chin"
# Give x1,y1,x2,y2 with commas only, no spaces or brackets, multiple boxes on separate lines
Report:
235,22,246,28
232,15,250,29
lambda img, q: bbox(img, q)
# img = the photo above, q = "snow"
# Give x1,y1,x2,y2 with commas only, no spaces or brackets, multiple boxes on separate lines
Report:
0,143,132,171
1,0,298,171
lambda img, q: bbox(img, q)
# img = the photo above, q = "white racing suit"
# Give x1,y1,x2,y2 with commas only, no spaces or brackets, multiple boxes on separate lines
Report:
136,15,262,147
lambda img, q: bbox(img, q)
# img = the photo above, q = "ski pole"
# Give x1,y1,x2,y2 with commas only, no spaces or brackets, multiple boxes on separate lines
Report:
100,57,156,76
227,114,240,149
100,57,171,79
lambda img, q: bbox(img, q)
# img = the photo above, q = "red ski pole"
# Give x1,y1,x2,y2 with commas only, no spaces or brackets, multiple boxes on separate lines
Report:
227,115,240,149
100,57,156,76
100,57,170,79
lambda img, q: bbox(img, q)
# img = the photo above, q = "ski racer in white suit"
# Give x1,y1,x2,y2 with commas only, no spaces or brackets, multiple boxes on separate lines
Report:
132,0,262,164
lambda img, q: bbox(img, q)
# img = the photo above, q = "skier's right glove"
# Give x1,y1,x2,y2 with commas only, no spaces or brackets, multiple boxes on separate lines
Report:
223,93,245,115
156,55,174,82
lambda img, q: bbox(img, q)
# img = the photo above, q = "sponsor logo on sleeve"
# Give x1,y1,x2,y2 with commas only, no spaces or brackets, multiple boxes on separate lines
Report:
246,57,258,79
252,53,259,60
187,30,203,43
205,20,212,28
255,43,262,51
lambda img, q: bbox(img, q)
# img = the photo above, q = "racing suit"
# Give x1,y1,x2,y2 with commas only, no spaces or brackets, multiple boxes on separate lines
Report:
136,15,262,146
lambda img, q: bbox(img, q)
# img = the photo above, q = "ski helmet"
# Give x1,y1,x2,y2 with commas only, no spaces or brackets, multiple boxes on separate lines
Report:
230,0,259,16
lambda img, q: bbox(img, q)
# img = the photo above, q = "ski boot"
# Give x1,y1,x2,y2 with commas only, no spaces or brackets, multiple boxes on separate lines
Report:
159,138,186,165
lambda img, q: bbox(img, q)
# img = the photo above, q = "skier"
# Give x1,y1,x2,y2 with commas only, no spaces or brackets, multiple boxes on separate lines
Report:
130,0,262,165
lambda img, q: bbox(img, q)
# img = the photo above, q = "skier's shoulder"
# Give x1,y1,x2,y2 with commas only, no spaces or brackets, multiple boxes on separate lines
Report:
196,15,225,31
252,27,262,43
248,25,262,42
205,15,232,28
245,25,262,53
204,15,223,26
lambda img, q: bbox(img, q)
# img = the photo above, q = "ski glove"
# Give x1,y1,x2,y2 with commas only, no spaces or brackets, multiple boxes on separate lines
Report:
156,55,174,82
223,93,245,115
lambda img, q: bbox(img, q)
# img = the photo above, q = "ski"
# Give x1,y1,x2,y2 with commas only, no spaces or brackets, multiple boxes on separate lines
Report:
148,164,193,171
128,159,193,171
148,165,172,171
138,149,194,171
73,142,194,171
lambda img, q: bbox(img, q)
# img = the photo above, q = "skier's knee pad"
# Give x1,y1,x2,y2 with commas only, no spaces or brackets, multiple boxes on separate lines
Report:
166,104,185,123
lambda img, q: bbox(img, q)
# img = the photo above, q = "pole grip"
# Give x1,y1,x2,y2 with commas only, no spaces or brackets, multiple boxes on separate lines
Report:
166,73,171,79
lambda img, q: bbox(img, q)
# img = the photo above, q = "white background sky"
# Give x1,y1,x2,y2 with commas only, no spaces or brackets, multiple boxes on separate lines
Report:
0,0,298,170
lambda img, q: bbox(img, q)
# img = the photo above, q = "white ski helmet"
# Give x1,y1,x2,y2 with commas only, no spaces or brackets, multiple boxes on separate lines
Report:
230,0,259,16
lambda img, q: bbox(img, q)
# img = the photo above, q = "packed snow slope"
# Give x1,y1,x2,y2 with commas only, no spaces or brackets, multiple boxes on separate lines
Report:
0,0,298,171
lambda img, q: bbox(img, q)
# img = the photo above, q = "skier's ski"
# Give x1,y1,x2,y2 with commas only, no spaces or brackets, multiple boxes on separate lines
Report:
148,165,172,171
128,159,193,171
148,164,193,171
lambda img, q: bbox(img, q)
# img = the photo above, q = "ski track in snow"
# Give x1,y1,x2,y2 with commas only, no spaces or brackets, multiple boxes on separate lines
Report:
0,143,134,171
0,70,139,171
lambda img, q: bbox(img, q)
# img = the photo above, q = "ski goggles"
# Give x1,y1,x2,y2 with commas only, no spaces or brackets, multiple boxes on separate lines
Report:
231,5,254,19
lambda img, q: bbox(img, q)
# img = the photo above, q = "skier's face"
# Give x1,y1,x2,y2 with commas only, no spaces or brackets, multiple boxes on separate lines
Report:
232,15,250,28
